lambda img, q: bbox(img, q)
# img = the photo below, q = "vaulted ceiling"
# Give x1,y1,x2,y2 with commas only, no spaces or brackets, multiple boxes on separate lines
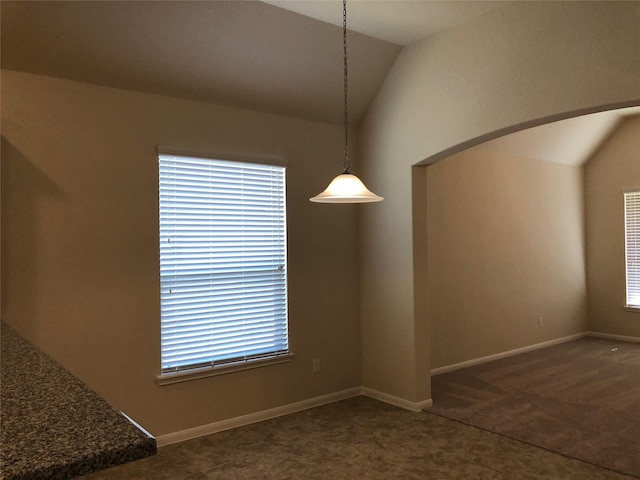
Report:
262,0,511,46
479,107,640,166
2,0,636,165
1,0,404,127
1,1,520,127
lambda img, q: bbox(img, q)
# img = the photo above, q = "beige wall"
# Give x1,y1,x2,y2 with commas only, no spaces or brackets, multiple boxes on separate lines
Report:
359,1,640,403
4,1,640,438
585,116,640,337
427,148,587,369
1,70,361,436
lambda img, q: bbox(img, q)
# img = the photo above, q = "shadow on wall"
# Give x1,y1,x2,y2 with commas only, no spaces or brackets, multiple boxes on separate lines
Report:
1,135,66,338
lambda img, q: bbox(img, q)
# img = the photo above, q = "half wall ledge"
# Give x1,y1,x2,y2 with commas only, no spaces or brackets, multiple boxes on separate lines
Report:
0,322,157,480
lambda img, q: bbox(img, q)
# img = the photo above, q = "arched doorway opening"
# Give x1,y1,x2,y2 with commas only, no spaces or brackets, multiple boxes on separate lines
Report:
414,105,640,373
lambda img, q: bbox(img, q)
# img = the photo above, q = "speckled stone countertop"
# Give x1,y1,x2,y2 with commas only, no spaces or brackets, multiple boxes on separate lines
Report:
1,323,156,480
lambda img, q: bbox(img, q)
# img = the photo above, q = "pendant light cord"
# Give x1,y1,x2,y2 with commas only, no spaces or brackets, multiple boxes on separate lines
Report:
309,0,383,203
343,0,350,174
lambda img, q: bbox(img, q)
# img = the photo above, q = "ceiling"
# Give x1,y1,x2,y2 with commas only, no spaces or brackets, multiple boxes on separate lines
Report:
0,1,515,127
262,1,512,46
0,1,402,127
479,107,640,166
2,1,637,165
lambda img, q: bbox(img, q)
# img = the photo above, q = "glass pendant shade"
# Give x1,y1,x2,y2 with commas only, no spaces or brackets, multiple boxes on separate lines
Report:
309,172,384,203
309,0,383,205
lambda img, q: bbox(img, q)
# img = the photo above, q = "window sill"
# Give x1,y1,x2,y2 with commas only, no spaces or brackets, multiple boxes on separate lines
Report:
156,352,294,386
624,305,640,313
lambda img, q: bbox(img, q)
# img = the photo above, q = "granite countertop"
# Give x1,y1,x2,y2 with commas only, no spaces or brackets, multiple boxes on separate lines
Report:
1,322,156,480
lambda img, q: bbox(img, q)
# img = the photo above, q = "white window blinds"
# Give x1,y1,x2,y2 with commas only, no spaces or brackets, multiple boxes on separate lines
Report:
159,154,289,374
625,190,640,309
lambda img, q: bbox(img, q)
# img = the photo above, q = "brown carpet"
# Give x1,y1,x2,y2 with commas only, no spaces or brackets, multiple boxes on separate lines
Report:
83,395,634,479
429,337,640,479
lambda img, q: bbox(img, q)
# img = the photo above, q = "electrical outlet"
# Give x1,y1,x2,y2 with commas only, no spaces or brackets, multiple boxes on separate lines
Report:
538,317,544,327
312,358,321,374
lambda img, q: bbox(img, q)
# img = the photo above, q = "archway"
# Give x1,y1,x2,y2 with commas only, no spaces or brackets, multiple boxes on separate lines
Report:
413,103,640,376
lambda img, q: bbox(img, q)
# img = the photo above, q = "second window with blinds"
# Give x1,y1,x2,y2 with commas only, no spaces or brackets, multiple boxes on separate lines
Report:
625,189,640,311
158,153,291,384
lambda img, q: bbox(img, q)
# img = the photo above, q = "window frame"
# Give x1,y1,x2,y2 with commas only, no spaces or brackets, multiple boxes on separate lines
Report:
624,188,640,312
156,148,292,385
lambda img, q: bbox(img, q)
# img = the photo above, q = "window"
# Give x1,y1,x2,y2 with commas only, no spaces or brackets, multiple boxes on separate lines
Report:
624,190,640,310
158,153,290,382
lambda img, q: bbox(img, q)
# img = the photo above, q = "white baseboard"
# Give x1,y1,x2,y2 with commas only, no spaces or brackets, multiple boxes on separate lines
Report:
587,331,640,343
156,387,360,447
155,386,434,447
156,331,640,448
430,332,588,376
361,387,433,412
161,332,627,448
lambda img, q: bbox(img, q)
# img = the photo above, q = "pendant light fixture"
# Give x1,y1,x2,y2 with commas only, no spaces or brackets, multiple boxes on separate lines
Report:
310,0,383,204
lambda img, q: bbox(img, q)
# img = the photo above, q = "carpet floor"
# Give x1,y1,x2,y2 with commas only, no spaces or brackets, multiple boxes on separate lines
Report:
430,337,640,479
83,395,634,479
